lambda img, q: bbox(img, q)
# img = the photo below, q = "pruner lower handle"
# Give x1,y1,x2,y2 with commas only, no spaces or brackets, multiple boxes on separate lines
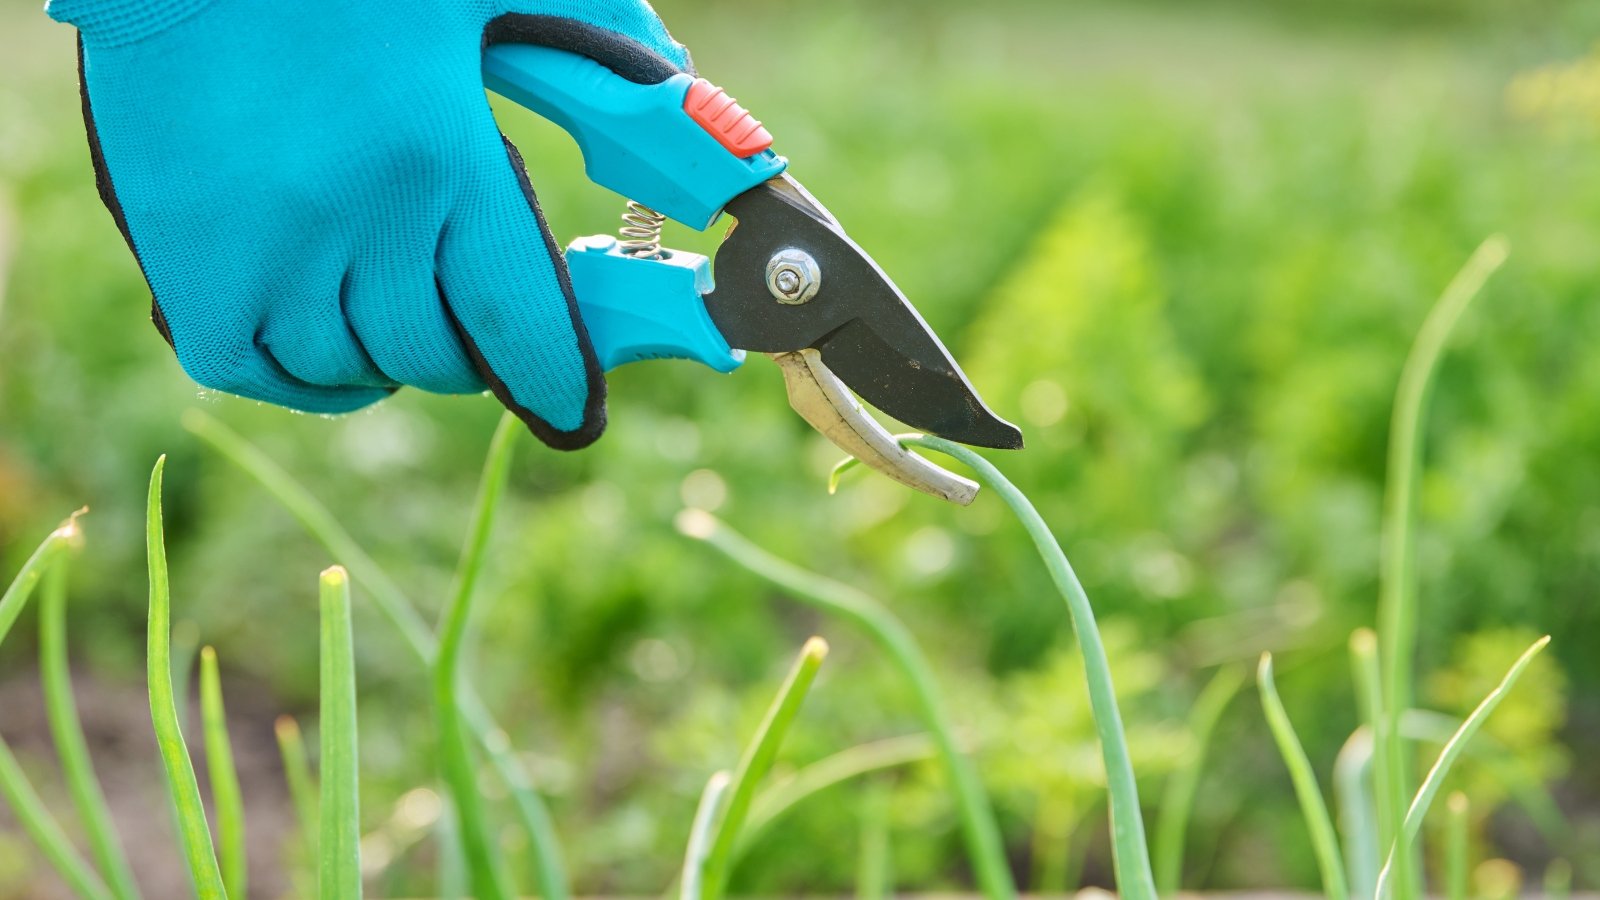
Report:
483,44,787,229
563,235,744,374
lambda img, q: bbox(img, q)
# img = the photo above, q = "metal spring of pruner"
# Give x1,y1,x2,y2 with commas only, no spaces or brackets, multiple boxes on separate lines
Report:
618,200,666,259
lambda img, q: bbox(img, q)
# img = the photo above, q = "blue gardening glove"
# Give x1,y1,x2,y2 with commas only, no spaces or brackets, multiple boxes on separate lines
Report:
48,0,691,449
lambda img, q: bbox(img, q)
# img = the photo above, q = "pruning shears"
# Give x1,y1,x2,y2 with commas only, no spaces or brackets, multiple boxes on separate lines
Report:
484,46,1022,505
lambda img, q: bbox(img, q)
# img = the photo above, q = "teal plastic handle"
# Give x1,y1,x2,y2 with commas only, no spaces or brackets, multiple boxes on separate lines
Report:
484,44,786,229
484,44,780,371
564,235,745,374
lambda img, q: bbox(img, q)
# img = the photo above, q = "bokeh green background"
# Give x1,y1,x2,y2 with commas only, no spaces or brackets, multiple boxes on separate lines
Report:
3,0,1600,895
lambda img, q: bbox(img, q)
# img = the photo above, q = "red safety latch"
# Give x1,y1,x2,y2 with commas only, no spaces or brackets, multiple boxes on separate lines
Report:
683,78,773,158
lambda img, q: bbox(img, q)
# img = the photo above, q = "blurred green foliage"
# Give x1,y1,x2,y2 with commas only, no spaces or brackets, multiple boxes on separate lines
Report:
3,0,1600,894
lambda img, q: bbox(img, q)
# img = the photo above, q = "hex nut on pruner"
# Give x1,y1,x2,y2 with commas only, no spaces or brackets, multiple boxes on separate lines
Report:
765,248,821,304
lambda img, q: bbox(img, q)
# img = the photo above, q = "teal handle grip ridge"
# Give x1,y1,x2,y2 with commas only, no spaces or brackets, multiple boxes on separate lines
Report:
484,44,787,229
564,236,745,374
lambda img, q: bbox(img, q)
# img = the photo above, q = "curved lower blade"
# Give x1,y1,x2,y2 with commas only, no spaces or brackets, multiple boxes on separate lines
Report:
770,349,978,505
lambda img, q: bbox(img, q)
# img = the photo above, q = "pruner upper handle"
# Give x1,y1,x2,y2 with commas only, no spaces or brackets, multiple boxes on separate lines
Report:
484,44,771,371
483,44,787,229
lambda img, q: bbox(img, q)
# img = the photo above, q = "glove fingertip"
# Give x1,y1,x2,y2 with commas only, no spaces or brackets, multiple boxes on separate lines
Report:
442,287,608,450
437,132,608,451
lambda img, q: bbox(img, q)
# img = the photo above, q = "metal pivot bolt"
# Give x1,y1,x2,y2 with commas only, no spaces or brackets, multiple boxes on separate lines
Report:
765,248,821,304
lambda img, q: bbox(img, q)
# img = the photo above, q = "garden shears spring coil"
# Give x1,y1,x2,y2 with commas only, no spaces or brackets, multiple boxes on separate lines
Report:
484,44,1023,504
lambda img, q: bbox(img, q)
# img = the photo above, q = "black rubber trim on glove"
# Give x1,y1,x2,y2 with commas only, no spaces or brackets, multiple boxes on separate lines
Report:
441,133,608,451
454,14,689,449
77,36,174,347
482,13,691,84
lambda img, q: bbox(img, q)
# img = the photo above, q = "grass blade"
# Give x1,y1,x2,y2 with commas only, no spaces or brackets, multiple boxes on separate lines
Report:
0,739,115,900
171,622,201,734
181,411,430,657
437,798,468,900
147,456,229,898
184,410,568,898
200,648,248,899
1334,728,1379,899
1257,653,1348,900
433,413,519,900
1401,708,1600,887
1375,236,1509,900
0,514,79,645
1545,859,1572,900
1375,635,1550,899
1032,791,1091,895
275,716,319,861
1153,664,1245,894
40,549,142,900
701,637,829,900
740,734,936,853
319,566,362,900
678,511,1016,900
1346,629,1384,897
901,434,1158,900
0,516,114,900
681,771,732,900
856,782,892,900
1445,792,1469,900
1349,629,1389,828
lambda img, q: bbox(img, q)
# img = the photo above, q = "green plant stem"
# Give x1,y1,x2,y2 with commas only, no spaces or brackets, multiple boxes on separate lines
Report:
682,771,732,900
171,621,200,734
1334,727,1379,899
680,512,1017,900
1031,790,1081,896
1545,859,1572,900
1375,635,1549,899
1350,629,1390,834
740,734,936,853
438,798,468,900
1258,653,1348,900
275,715,319,862
856,782,892,900
1153,664,1245,894
0,515,77,645
319,567,362,900
199,647,248,900
147,457,230,898
0,738,115,900
0,515,116,900
702,638,829,900
184,410,568,898
1445,792,1469,900
1399,708,1599,887
1057,831,1090,897
183,411,429,654
433,413,520,900
39,549,143,900
1347,629,1385,898
1376,236,1508,900
902,434,1158,900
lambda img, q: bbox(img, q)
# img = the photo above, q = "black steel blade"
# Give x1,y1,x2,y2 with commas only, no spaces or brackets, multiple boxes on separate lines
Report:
703,175,1023,450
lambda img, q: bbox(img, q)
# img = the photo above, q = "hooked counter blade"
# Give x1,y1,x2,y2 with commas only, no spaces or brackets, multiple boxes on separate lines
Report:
703,175,1024,451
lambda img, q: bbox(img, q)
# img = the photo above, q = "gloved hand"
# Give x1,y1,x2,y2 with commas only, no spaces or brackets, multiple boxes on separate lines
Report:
48,0,692,448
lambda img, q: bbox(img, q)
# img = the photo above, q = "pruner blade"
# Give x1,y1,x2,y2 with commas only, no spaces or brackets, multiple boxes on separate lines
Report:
705,175,1024,452
770,349,979,506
